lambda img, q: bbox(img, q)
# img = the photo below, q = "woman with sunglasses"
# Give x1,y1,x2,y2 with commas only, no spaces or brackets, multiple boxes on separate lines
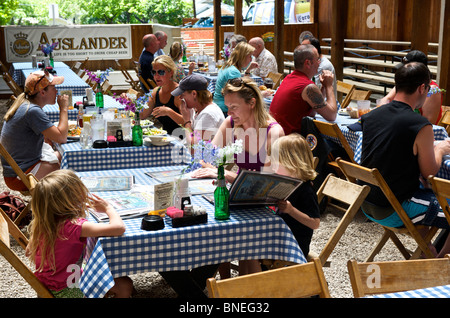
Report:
141,55,184,135
213,42,257,117
0,70,69,192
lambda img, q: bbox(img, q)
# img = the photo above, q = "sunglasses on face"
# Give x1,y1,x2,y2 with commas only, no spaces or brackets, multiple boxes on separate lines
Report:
151,69,166,76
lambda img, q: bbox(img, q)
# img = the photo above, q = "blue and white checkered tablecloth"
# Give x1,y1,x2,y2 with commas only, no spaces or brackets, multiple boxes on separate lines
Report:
43,95,126,122
10,62,69,85
21,67,89,96
56,140,190,172
78,166,306,298
369,284,450,298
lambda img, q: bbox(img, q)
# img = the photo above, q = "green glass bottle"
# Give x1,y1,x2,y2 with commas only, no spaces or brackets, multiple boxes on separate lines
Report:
95,87,104,110
214,165,230,220
49,52,54,68
132,111,143,146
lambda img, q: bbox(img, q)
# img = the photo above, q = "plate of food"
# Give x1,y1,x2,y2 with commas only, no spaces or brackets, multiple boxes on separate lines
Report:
142,127,167,136
144,136,175,147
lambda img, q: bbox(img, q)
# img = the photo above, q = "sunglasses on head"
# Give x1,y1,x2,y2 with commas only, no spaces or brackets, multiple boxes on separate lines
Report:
151,69,166,76
227,78,257,94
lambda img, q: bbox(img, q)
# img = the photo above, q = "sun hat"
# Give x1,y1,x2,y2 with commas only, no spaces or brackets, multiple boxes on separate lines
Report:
395,50,428,69
171,74,208,96
24,70,64,95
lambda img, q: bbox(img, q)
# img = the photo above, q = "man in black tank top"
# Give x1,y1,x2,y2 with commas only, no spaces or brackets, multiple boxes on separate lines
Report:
359,63,450,246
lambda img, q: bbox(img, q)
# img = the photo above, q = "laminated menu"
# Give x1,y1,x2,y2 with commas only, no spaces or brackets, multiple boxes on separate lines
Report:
228,170,303,206
81,175,134,192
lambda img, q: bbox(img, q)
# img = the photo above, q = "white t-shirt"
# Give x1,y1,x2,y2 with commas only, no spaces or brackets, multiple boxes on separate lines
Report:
193,103,225,134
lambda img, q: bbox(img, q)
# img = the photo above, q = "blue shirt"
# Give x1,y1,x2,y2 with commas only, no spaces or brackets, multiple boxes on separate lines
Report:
213,65,241,112
0,102,53,177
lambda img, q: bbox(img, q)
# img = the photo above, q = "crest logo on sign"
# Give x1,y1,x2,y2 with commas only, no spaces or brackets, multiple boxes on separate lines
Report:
9,32,34,58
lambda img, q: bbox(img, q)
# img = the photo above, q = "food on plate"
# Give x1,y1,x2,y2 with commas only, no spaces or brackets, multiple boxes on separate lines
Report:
68,126,82,137
261,89,275,98
142,127,167,136
259,85,267,91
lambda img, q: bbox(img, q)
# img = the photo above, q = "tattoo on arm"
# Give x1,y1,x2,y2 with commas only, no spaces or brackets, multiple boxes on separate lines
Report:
306,85,327,109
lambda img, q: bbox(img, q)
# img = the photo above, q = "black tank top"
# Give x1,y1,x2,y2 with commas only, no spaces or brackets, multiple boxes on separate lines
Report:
154,87,180,135
361,101,430,206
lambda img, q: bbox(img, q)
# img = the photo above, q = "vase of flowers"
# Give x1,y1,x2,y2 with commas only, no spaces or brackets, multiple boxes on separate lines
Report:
40,41,58,68
85,68,113,110
220,44,231,61
113,92,151,146
183,137,243,219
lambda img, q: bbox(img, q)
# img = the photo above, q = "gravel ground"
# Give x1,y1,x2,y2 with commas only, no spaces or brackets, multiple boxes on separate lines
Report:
0,98,418,299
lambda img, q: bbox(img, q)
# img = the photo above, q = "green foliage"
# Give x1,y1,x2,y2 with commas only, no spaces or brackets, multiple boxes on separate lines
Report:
2,0,194,26
0,0,19,25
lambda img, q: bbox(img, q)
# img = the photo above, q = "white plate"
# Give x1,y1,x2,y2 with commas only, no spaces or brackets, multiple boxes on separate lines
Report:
144,136,174,147
338,109,349,116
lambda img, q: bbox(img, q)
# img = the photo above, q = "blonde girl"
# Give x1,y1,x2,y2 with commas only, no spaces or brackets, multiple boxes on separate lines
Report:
169,42,194,82
27,169,133,298
213,42,256,115
270,133,320,257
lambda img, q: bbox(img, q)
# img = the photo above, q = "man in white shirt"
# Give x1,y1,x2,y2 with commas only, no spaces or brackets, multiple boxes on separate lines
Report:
154,31,168,57
247,37,278,79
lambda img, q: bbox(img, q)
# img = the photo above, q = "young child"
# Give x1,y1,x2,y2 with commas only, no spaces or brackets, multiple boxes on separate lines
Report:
270,133,320,257
26,169,134,298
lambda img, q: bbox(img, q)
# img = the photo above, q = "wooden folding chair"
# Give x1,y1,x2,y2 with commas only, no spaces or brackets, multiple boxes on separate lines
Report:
115,59,140,92
347,255,450,297
206,258,330,298
72,57,89,78
336,158,439,261
437,110,450,134
336,80,355,109
349,89,372,102
316,174,370,266
0,212,54,298
313,120,356,174
2,72,23,97
0,142,38,227
266,72,283,89
427,176,450,226
133,60,156,90
101,80,113,94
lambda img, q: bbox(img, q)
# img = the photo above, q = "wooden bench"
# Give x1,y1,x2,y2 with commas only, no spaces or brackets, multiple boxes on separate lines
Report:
320,46,438,61
321,38,439,49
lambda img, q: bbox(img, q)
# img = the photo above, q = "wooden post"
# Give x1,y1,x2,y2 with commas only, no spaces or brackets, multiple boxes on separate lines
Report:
274,0,284,74
214,0,221,61
330,0,347,82
438,0,450,105
411,0,430,54
234,0,243,37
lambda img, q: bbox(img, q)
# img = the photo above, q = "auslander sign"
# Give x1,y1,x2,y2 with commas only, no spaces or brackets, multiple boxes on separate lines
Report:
5,25,132,62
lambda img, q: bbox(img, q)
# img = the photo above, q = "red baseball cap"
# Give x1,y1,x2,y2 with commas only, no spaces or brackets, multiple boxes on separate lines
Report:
24,70,64,95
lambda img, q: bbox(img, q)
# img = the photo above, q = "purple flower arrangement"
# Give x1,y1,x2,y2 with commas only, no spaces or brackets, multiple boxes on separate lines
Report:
85,67,113,85
112,92,151,113
40,41,59,56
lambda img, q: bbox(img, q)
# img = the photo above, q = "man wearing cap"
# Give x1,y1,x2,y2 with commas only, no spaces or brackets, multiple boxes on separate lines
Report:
171,74,225,148
139,34,160,92
359,62,450,256
0,70,69,191
379,50,443,124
